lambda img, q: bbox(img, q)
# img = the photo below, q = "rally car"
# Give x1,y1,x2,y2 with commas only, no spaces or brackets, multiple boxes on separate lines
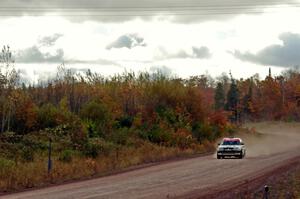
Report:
217,137,246,159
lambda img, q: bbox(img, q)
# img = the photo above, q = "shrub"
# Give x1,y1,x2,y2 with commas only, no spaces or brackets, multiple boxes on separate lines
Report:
59,150,74,163
147,126,171,144
170,129,194,149
37,103,59,129
80,101,110,124
0,158,15,176
21,147,35,162
83,138,115,158
110,128,129,145
68,116,88,149
192,122,214,143
114,115,133,129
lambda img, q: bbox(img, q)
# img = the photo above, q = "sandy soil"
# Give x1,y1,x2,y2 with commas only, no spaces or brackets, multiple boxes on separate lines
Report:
2,122,300,199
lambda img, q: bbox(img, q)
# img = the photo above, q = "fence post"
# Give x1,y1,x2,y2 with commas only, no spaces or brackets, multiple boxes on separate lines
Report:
264,185,269,199
48,138,52,174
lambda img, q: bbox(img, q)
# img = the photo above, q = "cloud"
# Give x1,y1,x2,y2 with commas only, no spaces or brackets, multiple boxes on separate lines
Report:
15,46,64,63
1,0,298,23
106,34,146,50
192,47,212,59
38,33,63,47
157,46,211,60
15,46,122,66
66,58,121,67
18,68,31,84
150,65,172,76
233,32,300,67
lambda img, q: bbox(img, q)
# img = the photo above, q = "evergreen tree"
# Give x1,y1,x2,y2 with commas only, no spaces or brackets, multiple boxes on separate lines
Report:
242,79,253,120
226,76,239,122
214,82,225,110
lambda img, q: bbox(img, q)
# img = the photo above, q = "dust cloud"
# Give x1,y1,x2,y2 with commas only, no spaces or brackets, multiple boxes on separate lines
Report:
240,122,300,157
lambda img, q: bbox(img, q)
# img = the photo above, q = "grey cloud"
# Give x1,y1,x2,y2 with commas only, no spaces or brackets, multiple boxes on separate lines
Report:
233,32,300,67
158,46,211,60
192,47,212,58
38,33,63,47
66,59,121,67
16,46,121,66
1,0,298,23
16,46,64,63
107,34,146,50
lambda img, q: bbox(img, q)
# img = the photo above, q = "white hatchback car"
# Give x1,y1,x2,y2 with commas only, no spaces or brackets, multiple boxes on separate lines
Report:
217,138,246,159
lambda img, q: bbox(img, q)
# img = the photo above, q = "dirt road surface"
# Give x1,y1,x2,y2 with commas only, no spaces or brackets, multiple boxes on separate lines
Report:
2,122,300,199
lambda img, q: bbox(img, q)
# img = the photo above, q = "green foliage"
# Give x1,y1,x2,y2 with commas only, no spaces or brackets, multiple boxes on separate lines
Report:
226,78,240,122
214,82,225,110
80,101,111,139
156,106,177,125
0,131,22,143
83,138,115,158
192,122,216,143
226,79,239,111
114,115,133,129
20,146,34,162
59,150,74,163
46,124,70,137
109,128,129,145
69,118,88,149
146,125,172,144
37,103,59,129
0,158,15,176
80,101,110,124
83,120,99,138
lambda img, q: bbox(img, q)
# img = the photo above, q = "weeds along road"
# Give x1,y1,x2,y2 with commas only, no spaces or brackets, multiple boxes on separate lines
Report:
3,122,300,199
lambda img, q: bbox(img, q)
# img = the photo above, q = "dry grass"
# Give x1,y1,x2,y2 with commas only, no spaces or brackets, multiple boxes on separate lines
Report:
0,141,212,193
240,163,300,199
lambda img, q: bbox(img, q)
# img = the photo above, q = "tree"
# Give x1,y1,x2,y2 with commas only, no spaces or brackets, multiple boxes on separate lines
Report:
214,82,225,110
0,46,19,133
225,75,239,122
242,78,254,120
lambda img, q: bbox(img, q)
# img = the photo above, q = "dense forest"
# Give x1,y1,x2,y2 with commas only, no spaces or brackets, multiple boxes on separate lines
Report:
1,46,300,190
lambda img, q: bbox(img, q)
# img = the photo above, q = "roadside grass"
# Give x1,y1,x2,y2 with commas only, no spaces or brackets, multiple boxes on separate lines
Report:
0,141,214,193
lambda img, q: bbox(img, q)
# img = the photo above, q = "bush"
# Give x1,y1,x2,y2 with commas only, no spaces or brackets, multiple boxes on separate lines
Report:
110,128,129,145
113,116,133,129
0,158,15,176
21,147,35,162
169,129,194,149
68,117,88,149
59,150,74,163
80,101,110,124
147,126,172,144
83,138,115,158
192,122,214,143
37,103,59,129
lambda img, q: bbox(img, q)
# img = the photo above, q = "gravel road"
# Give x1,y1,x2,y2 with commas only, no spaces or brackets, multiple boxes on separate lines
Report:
3,122,300,199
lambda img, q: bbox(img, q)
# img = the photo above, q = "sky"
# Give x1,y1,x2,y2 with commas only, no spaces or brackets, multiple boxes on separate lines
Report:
1,0,300,83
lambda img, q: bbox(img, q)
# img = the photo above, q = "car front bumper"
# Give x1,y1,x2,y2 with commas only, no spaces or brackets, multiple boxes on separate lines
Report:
217,151,243,156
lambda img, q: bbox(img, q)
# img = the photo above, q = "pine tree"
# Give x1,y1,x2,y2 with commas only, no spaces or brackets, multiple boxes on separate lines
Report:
242,79,253,120
226,75,239,122
214,82,225,110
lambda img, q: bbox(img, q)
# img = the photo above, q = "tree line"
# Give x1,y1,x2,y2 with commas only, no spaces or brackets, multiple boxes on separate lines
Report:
1,46,300,152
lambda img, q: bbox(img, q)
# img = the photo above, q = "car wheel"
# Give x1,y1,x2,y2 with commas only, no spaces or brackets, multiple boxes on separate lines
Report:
239,154,243,159
217,155,221,159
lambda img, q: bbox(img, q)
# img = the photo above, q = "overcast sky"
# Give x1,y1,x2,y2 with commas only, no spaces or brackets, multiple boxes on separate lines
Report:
1,0,300,83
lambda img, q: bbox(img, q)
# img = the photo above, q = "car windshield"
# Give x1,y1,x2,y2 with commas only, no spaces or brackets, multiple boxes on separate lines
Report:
222,140,240,145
